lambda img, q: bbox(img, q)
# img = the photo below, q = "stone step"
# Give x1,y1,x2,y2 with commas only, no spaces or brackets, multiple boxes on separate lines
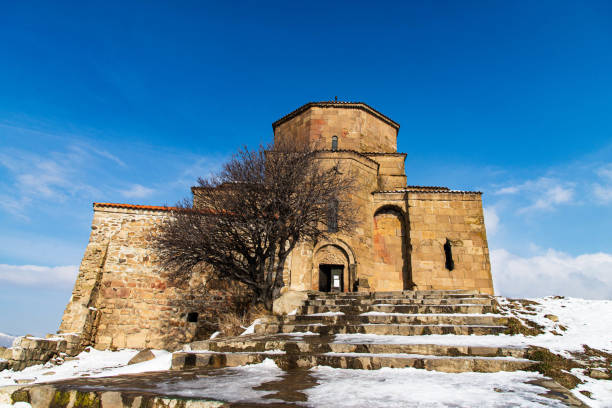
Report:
307,290,481,300
265,314,507,326
298,304,493,315
189,337,528,359
305,298,493,306
255,323,507,336
171,351,535,373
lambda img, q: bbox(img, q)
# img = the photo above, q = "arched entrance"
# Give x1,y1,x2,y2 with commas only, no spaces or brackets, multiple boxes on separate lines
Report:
373,206,410,291
312,244,353,292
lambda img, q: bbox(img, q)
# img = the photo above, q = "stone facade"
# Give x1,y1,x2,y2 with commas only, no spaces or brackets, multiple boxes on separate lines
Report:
58,204,233,351
58,101,493,351
276,102,493,295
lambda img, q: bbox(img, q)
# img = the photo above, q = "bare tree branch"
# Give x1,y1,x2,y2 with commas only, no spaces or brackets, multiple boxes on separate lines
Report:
151,140,358,310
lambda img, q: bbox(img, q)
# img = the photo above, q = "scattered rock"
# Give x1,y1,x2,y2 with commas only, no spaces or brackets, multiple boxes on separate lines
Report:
15,378,35,384
42,371,56,376
544,314,559,322
588,369,611,380
128,349,156,365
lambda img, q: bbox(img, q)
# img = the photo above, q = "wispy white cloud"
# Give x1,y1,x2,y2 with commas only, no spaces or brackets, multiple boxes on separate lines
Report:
120,184,155,199
526,184,574,212
89,147,126,167
491,248,612,299
483,207,500,236
0,146,106,216
495,186,520,195
495,177,575,213
592,164,612,204
593,184,612,204
596,163,612,181
0,264,78,288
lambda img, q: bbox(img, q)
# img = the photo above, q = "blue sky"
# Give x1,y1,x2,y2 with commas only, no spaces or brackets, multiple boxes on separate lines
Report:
1,1,611,336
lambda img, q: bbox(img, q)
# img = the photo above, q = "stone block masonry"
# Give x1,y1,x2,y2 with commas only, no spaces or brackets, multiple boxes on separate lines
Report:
407,191,493,295
53,101,494,356
0,334,81,371
58,203,231,351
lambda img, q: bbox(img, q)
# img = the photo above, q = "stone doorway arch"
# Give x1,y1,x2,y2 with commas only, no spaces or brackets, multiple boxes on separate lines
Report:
312,243,354,292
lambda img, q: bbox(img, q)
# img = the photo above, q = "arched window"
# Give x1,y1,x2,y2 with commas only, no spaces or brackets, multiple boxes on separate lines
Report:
444,239,454,271
331,135,338,151
328,198,338,232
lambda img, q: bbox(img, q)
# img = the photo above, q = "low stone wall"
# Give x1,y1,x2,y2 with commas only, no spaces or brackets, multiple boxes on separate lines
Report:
1,334,81,371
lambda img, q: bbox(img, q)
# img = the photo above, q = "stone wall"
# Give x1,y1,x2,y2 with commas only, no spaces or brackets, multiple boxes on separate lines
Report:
0,334,81,371
59,204,233,351
273,103,399,153
407,191,493,294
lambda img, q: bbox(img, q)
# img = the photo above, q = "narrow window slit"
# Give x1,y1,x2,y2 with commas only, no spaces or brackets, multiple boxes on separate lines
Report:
444,239,454,271
331,135,338,151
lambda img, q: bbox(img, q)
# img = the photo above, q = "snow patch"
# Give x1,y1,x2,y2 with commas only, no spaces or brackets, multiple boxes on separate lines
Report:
305,366,565,407
0,349,171,387
307,311,345,316
240,318,262,336
152,358,284,404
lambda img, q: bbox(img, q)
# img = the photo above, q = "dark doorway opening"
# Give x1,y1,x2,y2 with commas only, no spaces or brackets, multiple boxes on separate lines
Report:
319,264,344,292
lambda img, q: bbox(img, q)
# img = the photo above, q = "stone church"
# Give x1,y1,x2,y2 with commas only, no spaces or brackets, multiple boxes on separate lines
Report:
58,101,493,350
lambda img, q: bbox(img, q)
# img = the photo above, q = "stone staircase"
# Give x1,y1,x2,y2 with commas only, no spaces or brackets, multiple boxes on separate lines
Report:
172,290,536,373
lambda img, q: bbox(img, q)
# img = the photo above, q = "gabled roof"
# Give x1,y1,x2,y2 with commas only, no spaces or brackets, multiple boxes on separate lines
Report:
272,101,400,131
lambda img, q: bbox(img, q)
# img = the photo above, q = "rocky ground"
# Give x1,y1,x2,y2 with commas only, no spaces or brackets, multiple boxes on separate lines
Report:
0,294,611,407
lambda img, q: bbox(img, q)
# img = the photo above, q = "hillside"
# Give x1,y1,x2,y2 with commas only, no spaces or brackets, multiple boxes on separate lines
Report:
0,296,611,407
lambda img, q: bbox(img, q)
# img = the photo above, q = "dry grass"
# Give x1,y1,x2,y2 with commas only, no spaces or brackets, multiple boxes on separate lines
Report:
527,347,582,389
502,316,545,336
217,303,269,337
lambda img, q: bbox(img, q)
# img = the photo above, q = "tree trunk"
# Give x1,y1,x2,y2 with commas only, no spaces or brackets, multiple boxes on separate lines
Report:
263,287,275,311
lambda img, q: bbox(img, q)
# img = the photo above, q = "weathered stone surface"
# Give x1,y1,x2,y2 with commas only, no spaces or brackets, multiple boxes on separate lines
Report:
174,290,535,374
58,205,237,351
3,334,79,371
128,349,156,365
57,102,494,351
587,368,611,380
545,314,559,322
14,386,230,408
273,290,309,315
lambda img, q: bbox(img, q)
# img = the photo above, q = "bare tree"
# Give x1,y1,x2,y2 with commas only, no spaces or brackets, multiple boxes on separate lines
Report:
152,141,357,310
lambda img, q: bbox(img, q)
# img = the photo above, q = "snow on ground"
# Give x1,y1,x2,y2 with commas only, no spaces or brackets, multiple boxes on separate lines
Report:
306,365,565,408
337,296,612,356
334,296,612,407
152,359,285,404
497,296,612,355
0,296,610,406
0,334,16,349
572,368,612,407
0,348,171,387
307,311,345,316
240,318,262,335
